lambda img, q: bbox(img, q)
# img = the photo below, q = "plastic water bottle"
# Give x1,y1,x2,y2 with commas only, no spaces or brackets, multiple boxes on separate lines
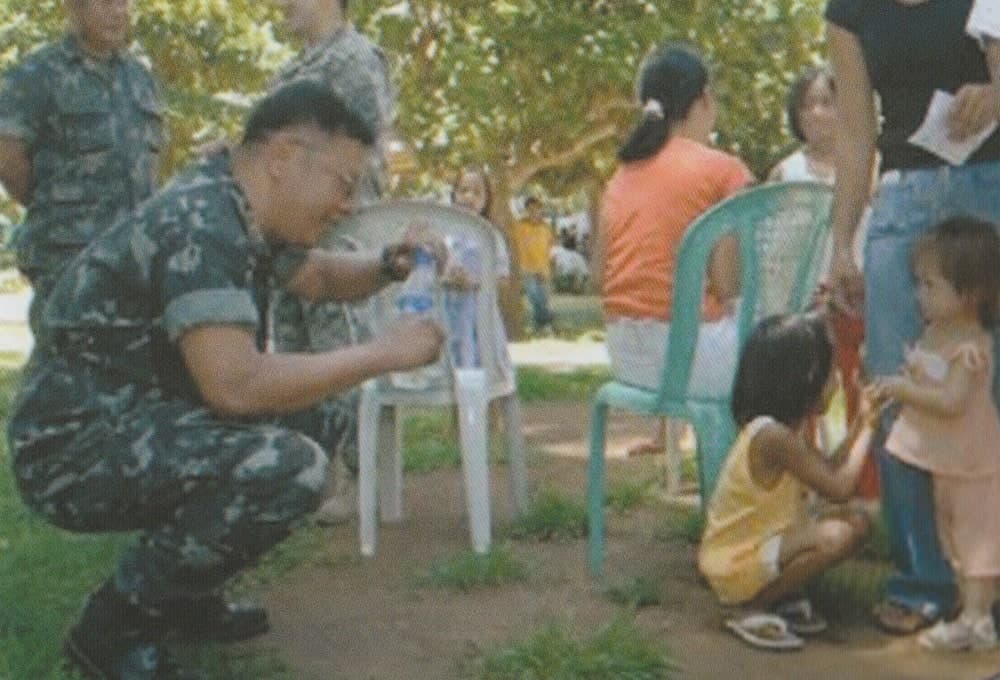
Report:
391,247,438,389
443,238,481,369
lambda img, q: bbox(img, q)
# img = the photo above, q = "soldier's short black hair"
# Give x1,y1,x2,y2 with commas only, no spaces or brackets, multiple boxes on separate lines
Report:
242,80,374,147
341,0,349,11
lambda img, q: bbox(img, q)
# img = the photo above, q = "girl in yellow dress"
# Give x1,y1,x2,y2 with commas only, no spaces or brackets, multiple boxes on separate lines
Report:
699,312,880,647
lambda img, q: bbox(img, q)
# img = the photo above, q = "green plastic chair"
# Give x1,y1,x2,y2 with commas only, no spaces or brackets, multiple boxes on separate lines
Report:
587,181,834,576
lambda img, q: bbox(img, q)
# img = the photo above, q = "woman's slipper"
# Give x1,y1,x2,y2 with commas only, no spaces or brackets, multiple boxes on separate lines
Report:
873,600,935,635
772,598,828,636
724,613,804,651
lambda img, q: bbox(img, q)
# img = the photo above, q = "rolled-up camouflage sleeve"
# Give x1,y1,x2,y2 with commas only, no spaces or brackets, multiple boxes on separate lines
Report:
0,59,44,147
160,229,259,342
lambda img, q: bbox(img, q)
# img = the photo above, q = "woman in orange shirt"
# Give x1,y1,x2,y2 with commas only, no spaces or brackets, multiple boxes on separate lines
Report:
592,43,753,456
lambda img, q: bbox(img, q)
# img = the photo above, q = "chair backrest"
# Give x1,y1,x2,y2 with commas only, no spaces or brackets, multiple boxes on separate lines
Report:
659,181,834,405
324,199,513,400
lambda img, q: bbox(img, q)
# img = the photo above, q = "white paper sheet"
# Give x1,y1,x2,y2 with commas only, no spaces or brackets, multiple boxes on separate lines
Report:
907,89,998,166
967,0,1000,43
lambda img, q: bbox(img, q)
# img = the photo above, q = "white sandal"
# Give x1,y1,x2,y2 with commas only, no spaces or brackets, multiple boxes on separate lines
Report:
724,613,804,651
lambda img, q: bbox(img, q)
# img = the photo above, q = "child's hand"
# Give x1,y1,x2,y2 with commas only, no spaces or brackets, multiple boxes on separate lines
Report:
859,384,888,428
440,264,479,291
869,375,909,405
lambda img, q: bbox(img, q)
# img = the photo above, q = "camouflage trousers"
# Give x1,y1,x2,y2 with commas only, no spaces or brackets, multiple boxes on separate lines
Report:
10,391,355,605
271,288,372,474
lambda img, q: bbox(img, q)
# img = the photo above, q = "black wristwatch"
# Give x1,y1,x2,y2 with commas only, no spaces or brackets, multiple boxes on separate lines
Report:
380,244,410,282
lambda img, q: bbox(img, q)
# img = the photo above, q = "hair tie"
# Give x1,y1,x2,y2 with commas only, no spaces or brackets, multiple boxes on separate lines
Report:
641,99,665,120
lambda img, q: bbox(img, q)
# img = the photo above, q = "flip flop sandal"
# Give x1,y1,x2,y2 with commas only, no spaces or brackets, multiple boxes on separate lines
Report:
773,598,828,636
724,613,804,651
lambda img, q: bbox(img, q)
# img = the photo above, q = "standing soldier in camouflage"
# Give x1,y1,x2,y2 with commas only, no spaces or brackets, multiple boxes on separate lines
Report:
270,0,397,523
8,82,444,680
0,0,165,335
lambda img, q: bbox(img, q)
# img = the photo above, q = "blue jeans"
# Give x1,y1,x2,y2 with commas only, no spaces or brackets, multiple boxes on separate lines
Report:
523,274,553,330
865,160,1000,618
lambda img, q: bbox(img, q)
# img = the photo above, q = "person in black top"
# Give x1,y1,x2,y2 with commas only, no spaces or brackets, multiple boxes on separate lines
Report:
825,0,1000,639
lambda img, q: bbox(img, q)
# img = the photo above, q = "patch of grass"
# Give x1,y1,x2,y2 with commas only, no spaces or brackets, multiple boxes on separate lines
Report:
477,618,678,680
419,545,528,592
504,488,588,541
400,410,531,473
515,366,612,403
235,522,343,591
177,646,294,679
605,477,656,515
653,507,705,545
807,558,891,624
546,293,604,338
603,577,663,610
680,454,698,485
402,411,462,473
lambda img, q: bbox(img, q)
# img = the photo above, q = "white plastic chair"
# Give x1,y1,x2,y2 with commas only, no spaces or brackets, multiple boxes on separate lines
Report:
326,200,529,556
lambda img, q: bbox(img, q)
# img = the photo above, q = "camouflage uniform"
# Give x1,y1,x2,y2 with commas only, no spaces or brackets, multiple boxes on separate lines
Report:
7,151,347,607
0,35,165,333
269,25,395,472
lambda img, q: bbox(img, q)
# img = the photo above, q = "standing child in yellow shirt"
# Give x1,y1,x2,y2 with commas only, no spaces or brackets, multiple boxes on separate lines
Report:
511,196,555,333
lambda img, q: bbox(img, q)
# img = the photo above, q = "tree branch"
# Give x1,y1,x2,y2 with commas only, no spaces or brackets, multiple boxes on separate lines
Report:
508,122,618,190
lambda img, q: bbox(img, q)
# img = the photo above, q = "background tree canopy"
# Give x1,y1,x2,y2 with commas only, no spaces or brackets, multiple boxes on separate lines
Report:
1,0,826,216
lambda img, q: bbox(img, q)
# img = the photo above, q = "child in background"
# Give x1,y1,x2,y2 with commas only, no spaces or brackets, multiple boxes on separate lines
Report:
767,66,837,184
699,313,878,650
449,166,515,390
871,216,1000,652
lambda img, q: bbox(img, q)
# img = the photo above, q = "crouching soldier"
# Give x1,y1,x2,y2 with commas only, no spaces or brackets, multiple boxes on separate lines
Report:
7,80,443,680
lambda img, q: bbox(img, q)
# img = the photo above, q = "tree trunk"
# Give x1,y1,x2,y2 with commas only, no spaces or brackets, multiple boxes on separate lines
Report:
491,171,526,341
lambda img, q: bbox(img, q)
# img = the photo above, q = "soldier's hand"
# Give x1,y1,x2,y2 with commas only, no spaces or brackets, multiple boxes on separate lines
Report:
381,318,445,370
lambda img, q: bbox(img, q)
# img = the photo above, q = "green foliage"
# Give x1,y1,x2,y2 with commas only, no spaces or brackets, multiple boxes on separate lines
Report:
402,411,463,472
505,488,588,541
477,617,678,680
4,0,828,206
603,577,663,610
547,294,605,338
419,545,528,592
605,477,656,515
516,366,612,403
0,0,288,178
806,559,891,625
653,508,705,545
354,0,825,186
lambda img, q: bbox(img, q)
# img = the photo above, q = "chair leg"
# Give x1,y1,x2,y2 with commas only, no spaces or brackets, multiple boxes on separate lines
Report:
455,368,491,554
587,400,609,577
500,394,529,515
688,403,737,509
358,380,380,556
379,402,403,524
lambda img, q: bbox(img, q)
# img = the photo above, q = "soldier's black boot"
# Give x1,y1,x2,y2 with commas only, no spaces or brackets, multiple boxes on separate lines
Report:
63,582,207,680
159,593,269,642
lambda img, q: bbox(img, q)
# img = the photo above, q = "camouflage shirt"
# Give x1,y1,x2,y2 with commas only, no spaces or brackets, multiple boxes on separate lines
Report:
0,34,165,272
21,151,298,421
270,24,394,205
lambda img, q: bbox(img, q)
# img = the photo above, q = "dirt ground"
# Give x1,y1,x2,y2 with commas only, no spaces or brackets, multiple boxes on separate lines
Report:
250,402,1000,680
